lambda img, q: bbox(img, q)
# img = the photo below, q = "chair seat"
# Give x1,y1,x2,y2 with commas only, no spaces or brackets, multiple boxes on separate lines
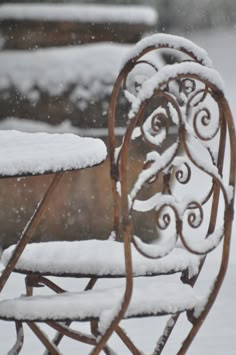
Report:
0,278,198,322
1,239,201,278
0,130,107,177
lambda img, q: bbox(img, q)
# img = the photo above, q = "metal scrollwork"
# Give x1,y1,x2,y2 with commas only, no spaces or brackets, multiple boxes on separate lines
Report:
155,205,172,231
123,59,159,95
186,201,203,229
193,106,220,141
140,108,170,148
185,87,221,141
180,78,196,96
124,67,232,260
175,162,191,184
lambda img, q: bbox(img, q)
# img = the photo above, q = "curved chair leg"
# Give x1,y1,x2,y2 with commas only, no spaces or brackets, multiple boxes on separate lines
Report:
0,173,62,294
90,320,118,355
177,307,212,355
153,314,180,355
47,321,117,355
47,321,96,346
42,277,99,354
7,321,24,355
116,325,141,355
42,320,71,355
27,322,61,355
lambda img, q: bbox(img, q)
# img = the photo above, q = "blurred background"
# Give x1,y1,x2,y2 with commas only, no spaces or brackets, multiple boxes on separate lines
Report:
1,0,236,32
0,0,235,249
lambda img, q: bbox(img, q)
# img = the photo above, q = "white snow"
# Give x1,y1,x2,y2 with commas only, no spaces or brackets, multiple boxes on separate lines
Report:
133,234,177,260
185,134,232,203
0,130,107,176
133,107,168,146
182,227,224,255
0,278,197,321
0,28,235,355
0,43,131,109
1,239,201,278
0,3,157,25
130,143,178,201
122,33,213,68
129,62,225,119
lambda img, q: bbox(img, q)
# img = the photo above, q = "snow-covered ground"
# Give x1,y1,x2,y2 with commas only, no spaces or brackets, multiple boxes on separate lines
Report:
0,28,235,354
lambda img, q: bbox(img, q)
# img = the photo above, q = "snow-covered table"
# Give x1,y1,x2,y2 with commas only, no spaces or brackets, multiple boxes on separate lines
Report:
0,130,107,292
0,130,107,177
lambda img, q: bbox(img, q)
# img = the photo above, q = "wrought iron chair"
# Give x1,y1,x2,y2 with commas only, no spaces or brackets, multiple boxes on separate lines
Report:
0,34,235,355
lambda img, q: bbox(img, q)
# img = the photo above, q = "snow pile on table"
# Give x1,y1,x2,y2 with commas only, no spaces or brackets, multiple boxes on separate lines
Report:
0,130,107,176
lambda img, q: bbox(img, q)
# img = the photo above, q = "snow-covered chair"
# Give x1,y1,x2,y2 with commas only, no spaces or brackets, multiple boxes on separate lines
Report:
0,34,235,355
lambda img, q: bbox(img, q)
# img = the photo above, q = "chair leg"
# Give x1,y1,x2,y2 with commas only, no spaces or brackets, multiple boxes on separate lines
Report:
47,321,97,346
90,320,118,355
176,309,209,355
0,173,62,294
47,321,116,355
26,277,100,353
153,314,180,355
7,321,24,355
47,321,117,355
85,277,98,291
116,325,141,355
26,322,61,355
43,277,99,353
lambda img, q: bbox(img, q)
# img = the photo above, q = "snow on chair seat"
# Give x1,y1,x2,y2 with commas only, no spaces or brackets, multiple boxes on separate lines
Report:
0,130,107,177
0,32,235,355
0,278,198,322
2,239,201,278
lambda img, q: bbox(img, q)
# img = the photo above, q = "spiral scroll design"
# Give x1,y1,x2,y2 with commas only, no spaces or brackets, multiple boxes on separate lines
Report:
155,205,172,231
183,84,221,141
193,106,220,141
123,59,159,95
140,110,169,148
175,162,191,184
124,65,231,260
180,78,196,96
186,202,204,229
136,90,182,150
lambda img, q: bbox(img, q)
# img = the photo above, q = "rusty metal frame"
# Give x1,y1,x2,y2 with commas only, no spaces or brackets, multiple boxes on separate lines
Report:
0,173,63,293
106,40,235,354
7,321,24,355
0,35,235,355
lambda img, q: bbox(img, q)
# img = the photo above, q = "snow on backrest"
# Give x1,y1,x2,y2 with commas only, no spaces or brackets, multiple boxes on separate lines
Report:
109,34,235,259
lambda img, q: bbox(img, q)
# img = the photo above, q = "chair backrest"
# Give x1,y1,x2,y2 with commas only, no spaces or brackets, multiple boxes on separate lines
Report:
107,33,235,338
108,34,214,238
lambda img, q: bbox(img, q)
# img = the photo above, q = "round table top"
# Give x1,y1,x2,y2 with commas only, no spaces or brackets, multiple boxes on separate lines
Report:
0,130,107,177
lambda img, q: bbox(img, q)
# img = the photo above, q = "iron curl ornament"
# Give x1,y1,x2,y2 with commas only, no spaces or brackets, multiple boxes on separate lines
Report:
185,86,221,141
174,161,191,184
140,107,170,148
121,64,234,262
